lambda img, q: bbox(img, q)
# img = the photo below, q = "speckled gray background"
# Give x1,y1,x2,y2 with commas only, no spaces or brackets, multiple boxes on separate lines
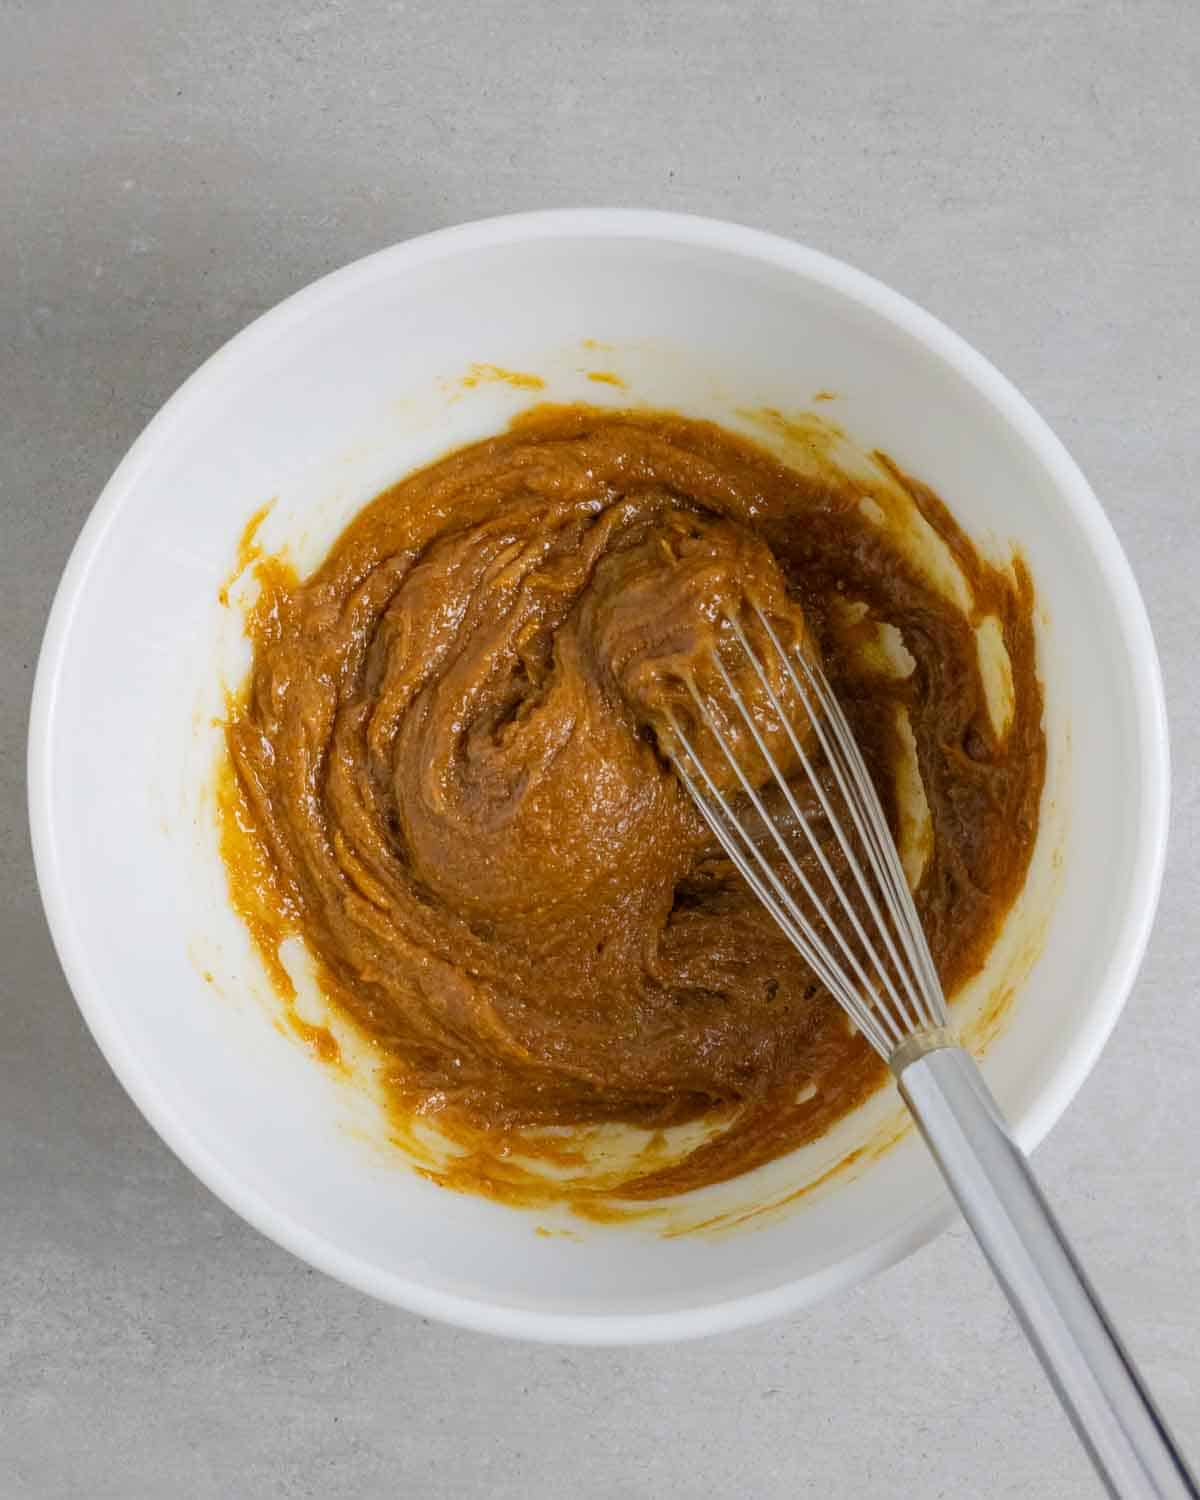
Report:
4,2,1199,1496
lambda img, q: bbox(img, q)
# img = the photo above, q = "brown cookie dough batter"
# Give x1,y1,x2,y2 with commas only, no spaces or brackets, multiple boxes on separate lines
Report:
220,405,1043,1204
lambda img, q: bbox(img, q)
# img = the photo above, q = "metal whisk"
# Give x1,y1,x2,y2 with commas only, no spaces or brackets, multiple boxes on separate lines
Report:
668,603,1197,1500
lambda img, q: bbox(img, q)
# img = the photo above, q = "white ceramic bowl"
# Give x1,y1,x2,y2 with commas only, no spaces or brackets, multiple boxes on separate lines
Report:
29,210,1168,1343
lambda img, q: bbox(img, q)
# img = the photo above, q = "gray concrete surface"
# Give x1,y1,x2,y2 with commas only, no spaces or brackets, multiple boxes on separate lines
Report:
4,1,1199,1495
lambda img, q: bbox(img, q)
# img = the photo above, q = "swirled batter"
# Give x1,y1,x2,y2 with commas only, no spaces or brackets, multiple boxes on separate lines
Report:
220,405,1043,1205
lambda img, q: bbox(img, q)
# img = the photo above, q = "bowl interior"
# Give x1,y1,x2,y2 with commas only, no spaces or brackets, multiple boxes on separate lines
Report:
31,215,1165,1341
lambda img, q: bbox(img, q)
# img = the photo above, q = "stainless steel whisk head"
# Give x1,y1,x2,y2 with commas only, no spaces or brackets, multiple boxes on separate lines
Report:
666,601,948,1063
664,600,1197,1499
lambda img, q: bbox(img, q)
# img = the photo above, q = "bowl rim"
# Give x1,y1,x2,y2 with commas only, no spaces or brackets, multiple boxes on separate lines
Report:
27,208,1170,1344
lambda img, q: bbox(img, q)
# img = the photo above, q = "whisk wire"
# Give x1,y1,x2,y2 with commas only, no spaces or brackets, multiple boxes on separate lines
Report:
667,718,896,1058
756,605,946,1028
670,606,949,1057
700,656,910,1047
722,614,927,1038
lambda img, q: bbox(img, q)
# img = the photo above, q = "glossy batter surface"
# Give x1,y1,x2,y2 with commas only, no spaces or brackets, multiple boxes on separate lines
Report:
220,406,1043,1203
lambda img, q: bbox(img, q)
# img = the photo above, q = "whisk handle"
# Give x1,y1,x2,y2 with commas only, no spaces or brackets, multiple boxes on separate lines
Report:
898,1042,1198,1499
